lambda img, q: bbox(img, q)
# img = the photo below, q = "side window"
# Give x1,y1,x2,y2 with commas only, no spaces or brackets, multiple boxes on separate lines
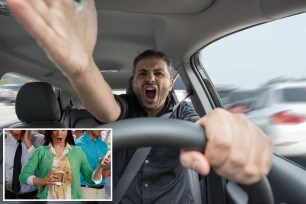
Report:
0,73,33,123
173,75,188,102
199,13,306,168
173,75,194,109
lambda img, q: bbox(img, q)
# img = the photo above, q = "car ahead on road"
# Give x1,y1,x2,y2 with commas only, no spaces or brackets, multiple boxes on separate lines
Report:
224,89,259,114
1,0,306,203
214,84,237,107
0,88,16,103
0,84,21,104
247,82,306,158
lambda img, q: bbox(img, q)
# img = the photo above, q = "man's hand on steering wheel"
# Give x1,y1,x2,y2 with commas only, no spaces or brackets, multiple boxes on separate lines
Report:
180,108,273,185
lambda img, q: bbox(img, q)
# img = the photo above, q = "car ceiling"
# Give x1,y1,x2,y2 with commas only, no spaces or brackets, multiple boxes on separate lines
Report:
1,0,306,97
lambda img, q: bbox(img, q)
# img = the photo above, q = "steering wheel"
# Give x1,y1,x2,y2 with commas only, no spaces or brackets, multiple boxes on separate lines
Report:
100,118,274,204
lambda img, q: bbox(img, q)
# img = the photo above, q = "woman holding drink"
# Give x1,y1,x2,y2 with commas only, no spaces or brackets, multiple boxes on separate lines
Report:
19,130,110,199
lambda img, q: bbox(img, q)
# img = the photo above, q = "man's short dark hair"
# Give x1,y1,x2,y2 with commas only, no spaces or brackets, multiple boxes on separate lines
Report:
133,49,174,78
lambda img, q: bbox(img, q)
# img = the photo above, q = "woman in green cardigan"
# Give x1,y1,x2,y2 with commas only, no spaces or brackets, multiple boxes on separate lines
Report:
19,130,110,199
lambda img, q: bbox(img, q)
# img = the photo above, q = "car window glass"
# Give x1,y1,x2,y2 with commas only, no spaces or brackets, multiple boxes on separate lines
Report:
0,73,33,123
199,13,306,168
174,75,195,110
174,75,188,101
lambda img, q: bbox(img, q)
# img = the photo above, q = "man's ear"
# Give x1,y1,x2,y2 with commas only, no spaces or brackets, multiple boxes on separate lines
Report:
169,79,174,91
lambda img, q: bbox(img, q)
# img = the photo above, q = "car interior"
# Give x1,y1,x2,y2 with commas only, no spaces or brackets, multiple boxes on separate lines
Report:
1,0,306,203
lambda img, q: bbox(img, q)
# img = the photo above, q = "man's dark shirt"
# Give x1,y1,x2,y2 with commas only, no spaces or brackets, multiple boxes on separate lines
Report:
106,94,200,204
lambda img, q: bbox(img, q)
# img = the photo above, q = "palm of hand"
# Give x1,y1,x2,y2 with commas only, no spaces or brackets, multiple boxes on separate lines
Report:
7,0,98,76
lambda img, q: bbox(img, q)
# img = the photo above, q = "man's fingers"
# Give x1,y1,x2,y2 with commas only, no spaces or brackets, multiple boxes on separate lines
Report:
212,114,253,182
196,110,233,168
85,0,97,12
194,108,273,184
27,0,56,30
180,150,210,175
7,0,57,50
235,124,272,184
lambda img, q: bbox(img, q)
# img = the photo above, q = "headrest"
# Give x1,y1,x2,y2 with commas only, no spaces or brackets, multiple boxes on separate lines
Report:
15,82,61,122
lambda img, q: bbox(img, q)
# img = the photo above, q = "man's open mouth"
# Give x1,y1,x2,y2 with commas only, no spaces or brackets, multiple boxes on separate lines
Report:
144,86,157,100
146,89,156,99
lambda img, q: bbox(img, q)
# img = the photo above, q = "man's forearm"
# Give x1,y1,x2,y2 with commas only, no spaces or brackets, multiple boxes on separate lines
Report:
66,58,121,123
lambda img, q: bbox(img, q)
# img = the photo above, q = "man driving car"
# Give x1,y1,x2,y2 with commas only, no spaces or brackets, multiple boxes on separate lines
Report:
7,0,272,203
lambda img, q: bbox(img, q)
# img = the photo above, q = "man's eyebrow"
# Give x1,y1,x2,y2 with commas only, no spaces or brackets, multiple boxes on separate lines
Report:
137,68,148,73
136,67,166,73
153,68,165,72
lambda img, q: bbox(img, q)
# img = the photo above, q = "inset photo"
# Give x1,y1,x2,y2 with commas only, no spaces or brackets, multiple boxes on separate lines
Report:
3,129,112,201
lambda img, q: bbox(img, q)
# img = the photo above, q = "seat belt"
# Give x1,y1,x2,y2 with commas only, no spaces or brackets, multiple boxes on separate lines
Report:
113,102,181,204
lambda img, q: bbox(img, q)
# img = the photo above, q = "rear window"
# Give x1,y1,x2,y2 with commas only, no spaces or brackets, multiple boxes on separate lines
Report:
281,87,306,102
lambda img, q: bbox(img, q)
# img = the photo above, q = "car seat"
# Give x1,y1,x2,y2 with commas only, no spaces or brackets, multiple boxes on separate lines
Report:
58,90,100,128
10,82,65,128
61,108,99,128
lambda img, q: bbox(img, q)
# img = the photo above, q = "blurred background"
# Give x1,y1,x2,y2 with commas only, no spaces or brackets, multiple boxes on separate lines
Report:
200,13,306,168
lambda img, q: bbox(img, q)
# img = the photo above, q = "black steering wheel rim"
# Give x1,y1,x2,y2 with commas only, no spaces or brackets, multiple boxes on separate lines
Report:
99,117,274,204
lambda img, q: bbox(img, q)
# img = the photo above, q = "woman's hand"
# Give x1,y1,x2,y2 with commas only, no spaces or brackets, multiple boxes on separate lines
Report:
102,169,111,178
34,172,58,186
